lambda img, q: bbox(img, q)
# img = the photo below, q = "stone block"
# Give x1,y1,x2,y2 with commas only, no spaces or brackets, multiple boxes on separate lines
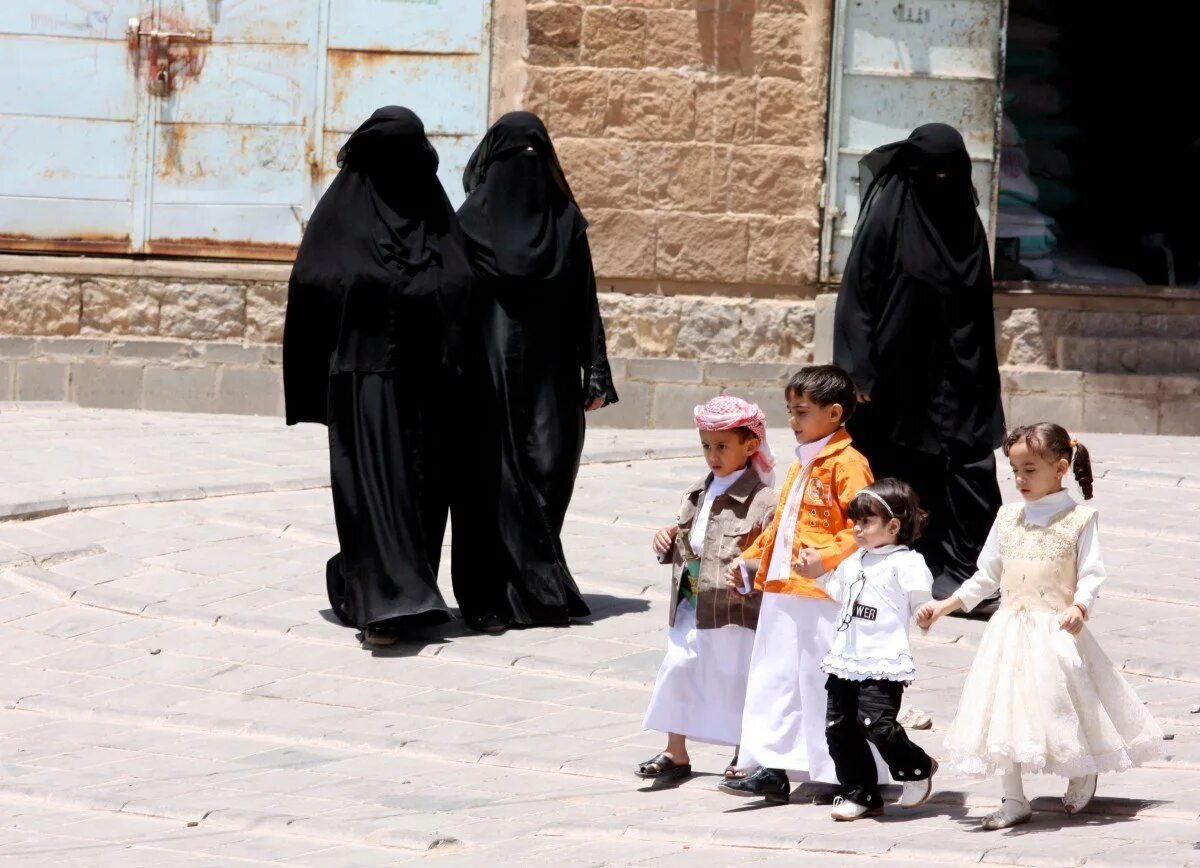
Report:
590,380,651,428
606,70,695,141
216,368,284,416
598,291,680,356
811,292,837,364
159,282,245,340
263,344,283,366
189,343,266,366
703,361,792,385
524,66,553,121
554,138,638,210
80,278,160,335
546,69,610,138
527,3,583,66
1137,339,1178,374
581,7,646,67
1098,337,1144,374
1055,336,1099,371
35,338,109,361
1177,339,1200,373
696,8,753,75
739,298,814,362
1082,374,1159,434
626,358,702,383
110,339,190,361
588,209,656,279
674,296,746,359
0,274,81,336
637,143,720,212
729,146,813,215
747,215,820,285
644,11,705,68
751,12,828,81
1006,393,1084,431
0,361,12,400
245,282,286,343
695,75,756,144
0,337,39,358
143,366,218,413
997,307,1052,367
650,384,725,427
1001,367,1084,395
656,214,747,283
1159,382,1200,435
71,363,144,410
15,361,69,401
755,76,824,149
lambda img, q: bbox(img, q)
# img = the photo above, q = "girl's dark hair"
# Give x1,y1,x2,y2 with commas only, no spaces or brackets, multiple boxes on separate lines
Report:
848,478,928,545
1002,422,1094,500
785,365,857,423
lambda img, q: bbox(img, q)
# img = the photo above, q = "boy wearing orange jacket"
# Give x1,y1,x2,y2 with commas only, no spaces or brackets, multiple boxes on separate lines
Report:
720,365,887,803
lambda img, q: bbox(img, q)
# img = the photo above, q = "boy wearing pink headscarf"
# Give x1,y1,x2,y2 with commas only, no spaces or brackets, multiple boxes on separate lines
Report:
635,396,778,783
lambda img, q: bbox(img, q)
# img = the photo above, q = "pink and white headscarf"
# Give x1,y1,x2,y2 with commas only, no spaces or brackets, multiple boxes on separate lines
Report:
693,395,776,486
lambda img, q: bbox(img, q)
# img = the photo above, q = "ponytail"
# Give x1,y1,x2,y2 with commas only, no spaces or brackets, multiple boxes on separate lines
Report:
1071,438,1094,500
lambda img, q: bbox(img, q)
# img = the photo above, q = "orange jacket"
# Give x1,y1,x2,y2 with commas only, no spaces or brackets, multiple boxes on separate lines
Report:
742,428,874,599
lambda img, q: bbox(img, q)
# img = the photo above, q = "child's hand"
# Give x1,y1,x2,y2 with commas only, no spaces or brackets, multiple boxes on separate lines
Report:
1058,604,1086,635
793,548,824,578
916,598,960,630
652,525,677,556
725,559,744,596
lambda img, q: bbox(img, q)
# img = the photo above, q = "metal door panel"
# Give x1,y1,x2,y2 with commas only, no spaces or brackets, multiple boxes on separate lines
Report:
0,38,136,120
158,0,315,44
326,53,487,137
152,124,309,205
329,0,484,53
146,203,301,257
0,198,133,252
820,0,1006,282
0,117,134,201
0,2,141,39
157,44,309,125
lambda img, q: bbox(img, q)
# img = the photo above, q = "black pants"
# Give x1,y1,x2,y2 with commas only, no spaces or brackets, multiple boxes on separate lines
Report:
825,676,933,809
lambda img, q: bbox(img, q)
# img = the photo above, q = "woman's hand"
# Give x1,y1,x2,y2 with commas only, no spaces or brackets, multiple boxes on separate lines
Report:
652,525,677,556
856,392,872,404
585,396,606,412
793,548,824,578
1058,604,1086,635
915,597,961,630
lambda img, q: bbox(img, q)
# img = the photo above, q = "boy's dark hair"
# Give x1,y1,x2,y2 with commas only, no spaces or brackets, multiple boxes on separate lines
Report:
848,478,928,546
785,365,857,423
1002,422,1094,500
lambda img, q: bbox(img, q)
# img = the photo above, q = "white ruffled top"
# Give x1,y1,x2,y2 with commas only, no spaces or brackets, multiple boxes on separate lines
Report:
819,545,934,682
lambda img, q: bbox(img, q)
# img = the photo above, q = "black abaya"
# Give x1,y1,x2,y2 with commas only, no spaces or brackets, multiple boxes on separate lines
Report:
456,111,619,627
283,107,473,632
834,124,1004,604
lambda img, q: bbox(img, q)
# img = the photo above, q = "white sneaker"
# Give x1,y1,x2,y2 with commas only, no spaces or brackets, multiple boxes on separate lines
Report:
831,796,882,821
981,797,1032,830
900,759,938,808
1063,774,1097,815
898,706,933,730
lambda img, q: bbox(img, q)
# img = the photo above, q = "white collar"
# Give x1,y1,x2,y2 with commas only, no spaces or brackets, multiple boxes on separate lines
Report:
1020,488,1076,526
794,430,836,466
863,544,908,556
707,466,747,497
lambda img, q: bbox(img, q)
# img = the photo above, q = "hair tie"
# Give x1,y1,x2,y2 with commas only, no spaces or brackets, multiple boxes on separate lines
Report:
857,488,894,518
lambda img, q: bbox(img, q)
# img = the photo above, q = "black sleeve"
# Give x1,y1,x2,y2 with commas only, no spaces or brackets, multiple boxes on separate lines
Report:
833,213,890,396
577,235,620,406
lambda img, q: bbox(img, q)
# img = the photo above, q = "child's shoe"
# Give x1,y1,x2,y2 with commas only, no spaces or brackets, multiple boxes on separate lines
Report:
830,796,882,821
899,759,938,808
1062,774,1097,814
981,797,1031,830
718,767,789,803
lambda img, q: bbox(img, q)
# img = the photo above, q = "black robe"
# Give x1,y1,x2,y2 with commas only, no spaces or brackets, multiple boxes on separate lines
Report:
282,107,474,632
456,111,619,627
834,123,1005,604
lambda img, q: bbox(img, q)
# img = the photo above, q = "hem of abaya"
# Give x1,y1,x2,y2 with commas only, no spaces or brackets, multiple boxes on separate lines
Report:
366,608,453,632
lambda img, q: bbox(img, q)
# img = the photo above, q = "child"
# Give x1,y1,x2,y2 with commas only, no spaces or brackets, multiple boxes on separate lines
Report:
917,423,1163,830
821,478,937,821
637,396,778,781
720,365,884,803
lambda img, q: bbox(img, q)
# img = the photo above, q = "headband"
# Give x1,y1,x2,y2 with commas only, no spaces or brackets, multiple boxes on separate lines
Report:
857,489,894,518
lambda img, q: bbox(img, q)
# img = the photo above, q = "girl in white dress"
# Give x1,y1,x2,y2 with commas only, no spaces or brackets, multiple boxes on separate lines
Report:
917,423,1163,830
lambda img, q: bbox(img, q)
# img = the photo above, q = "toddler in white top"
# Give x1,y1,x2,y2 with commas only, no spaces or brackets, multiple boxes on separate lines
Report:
820,478,936,821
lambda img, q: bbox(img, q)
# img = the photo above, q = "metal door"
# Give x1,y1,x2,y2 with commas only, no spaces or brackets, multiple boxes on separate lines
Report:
0,0,492,260
820,0,1008,282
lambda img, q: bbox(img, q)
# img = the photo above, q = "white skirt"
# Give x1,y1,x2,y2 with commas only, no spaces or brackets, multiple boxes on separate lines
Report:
642,601,756,746
737,592,889,784
945,609,1164,779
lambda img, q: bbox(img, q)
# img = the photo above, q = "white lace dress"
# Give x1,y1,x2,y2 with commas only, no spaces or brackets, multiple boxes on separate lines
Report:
944,493,1163,778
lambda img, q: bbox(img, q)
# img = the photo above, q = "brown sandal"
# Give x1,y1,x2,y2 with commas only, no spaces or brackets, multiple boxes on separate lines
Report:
635,752,692,780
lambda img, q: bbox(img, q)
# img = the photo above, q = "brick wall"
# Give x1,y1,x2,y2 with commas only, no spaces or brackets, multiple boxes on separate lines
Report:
523,0,833,294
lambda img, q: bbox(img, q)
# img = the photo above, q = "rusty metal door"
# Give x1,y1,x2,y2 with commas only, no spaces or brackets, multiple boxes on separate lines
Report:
0,0,491,260
820,0,1008,282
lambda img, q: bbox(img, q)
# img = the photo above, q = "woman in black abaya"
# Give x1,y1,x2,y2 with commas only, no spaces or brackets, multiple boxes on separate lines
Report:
834,123,1005,609
456,111,619,629
283,107,474,645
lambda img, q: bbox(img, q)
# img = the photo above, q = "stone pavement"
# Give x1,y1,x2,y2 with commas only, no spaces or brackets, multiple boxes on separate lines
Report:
1,403,1199,866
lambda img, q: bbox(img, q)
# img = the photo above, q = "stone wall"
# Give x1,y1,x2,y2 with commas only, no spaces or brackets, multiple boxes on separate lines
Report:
523,0,832,295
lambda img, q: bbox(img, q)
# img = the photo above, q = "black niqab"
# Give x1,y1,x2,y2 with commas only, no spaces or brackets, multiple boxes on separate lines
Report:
458,111,587,285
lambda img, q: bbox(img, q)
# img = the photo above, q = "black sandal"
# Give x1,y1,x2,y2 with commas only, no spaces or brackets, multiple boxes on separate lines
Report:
635,752,692,780
724,748,745,779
